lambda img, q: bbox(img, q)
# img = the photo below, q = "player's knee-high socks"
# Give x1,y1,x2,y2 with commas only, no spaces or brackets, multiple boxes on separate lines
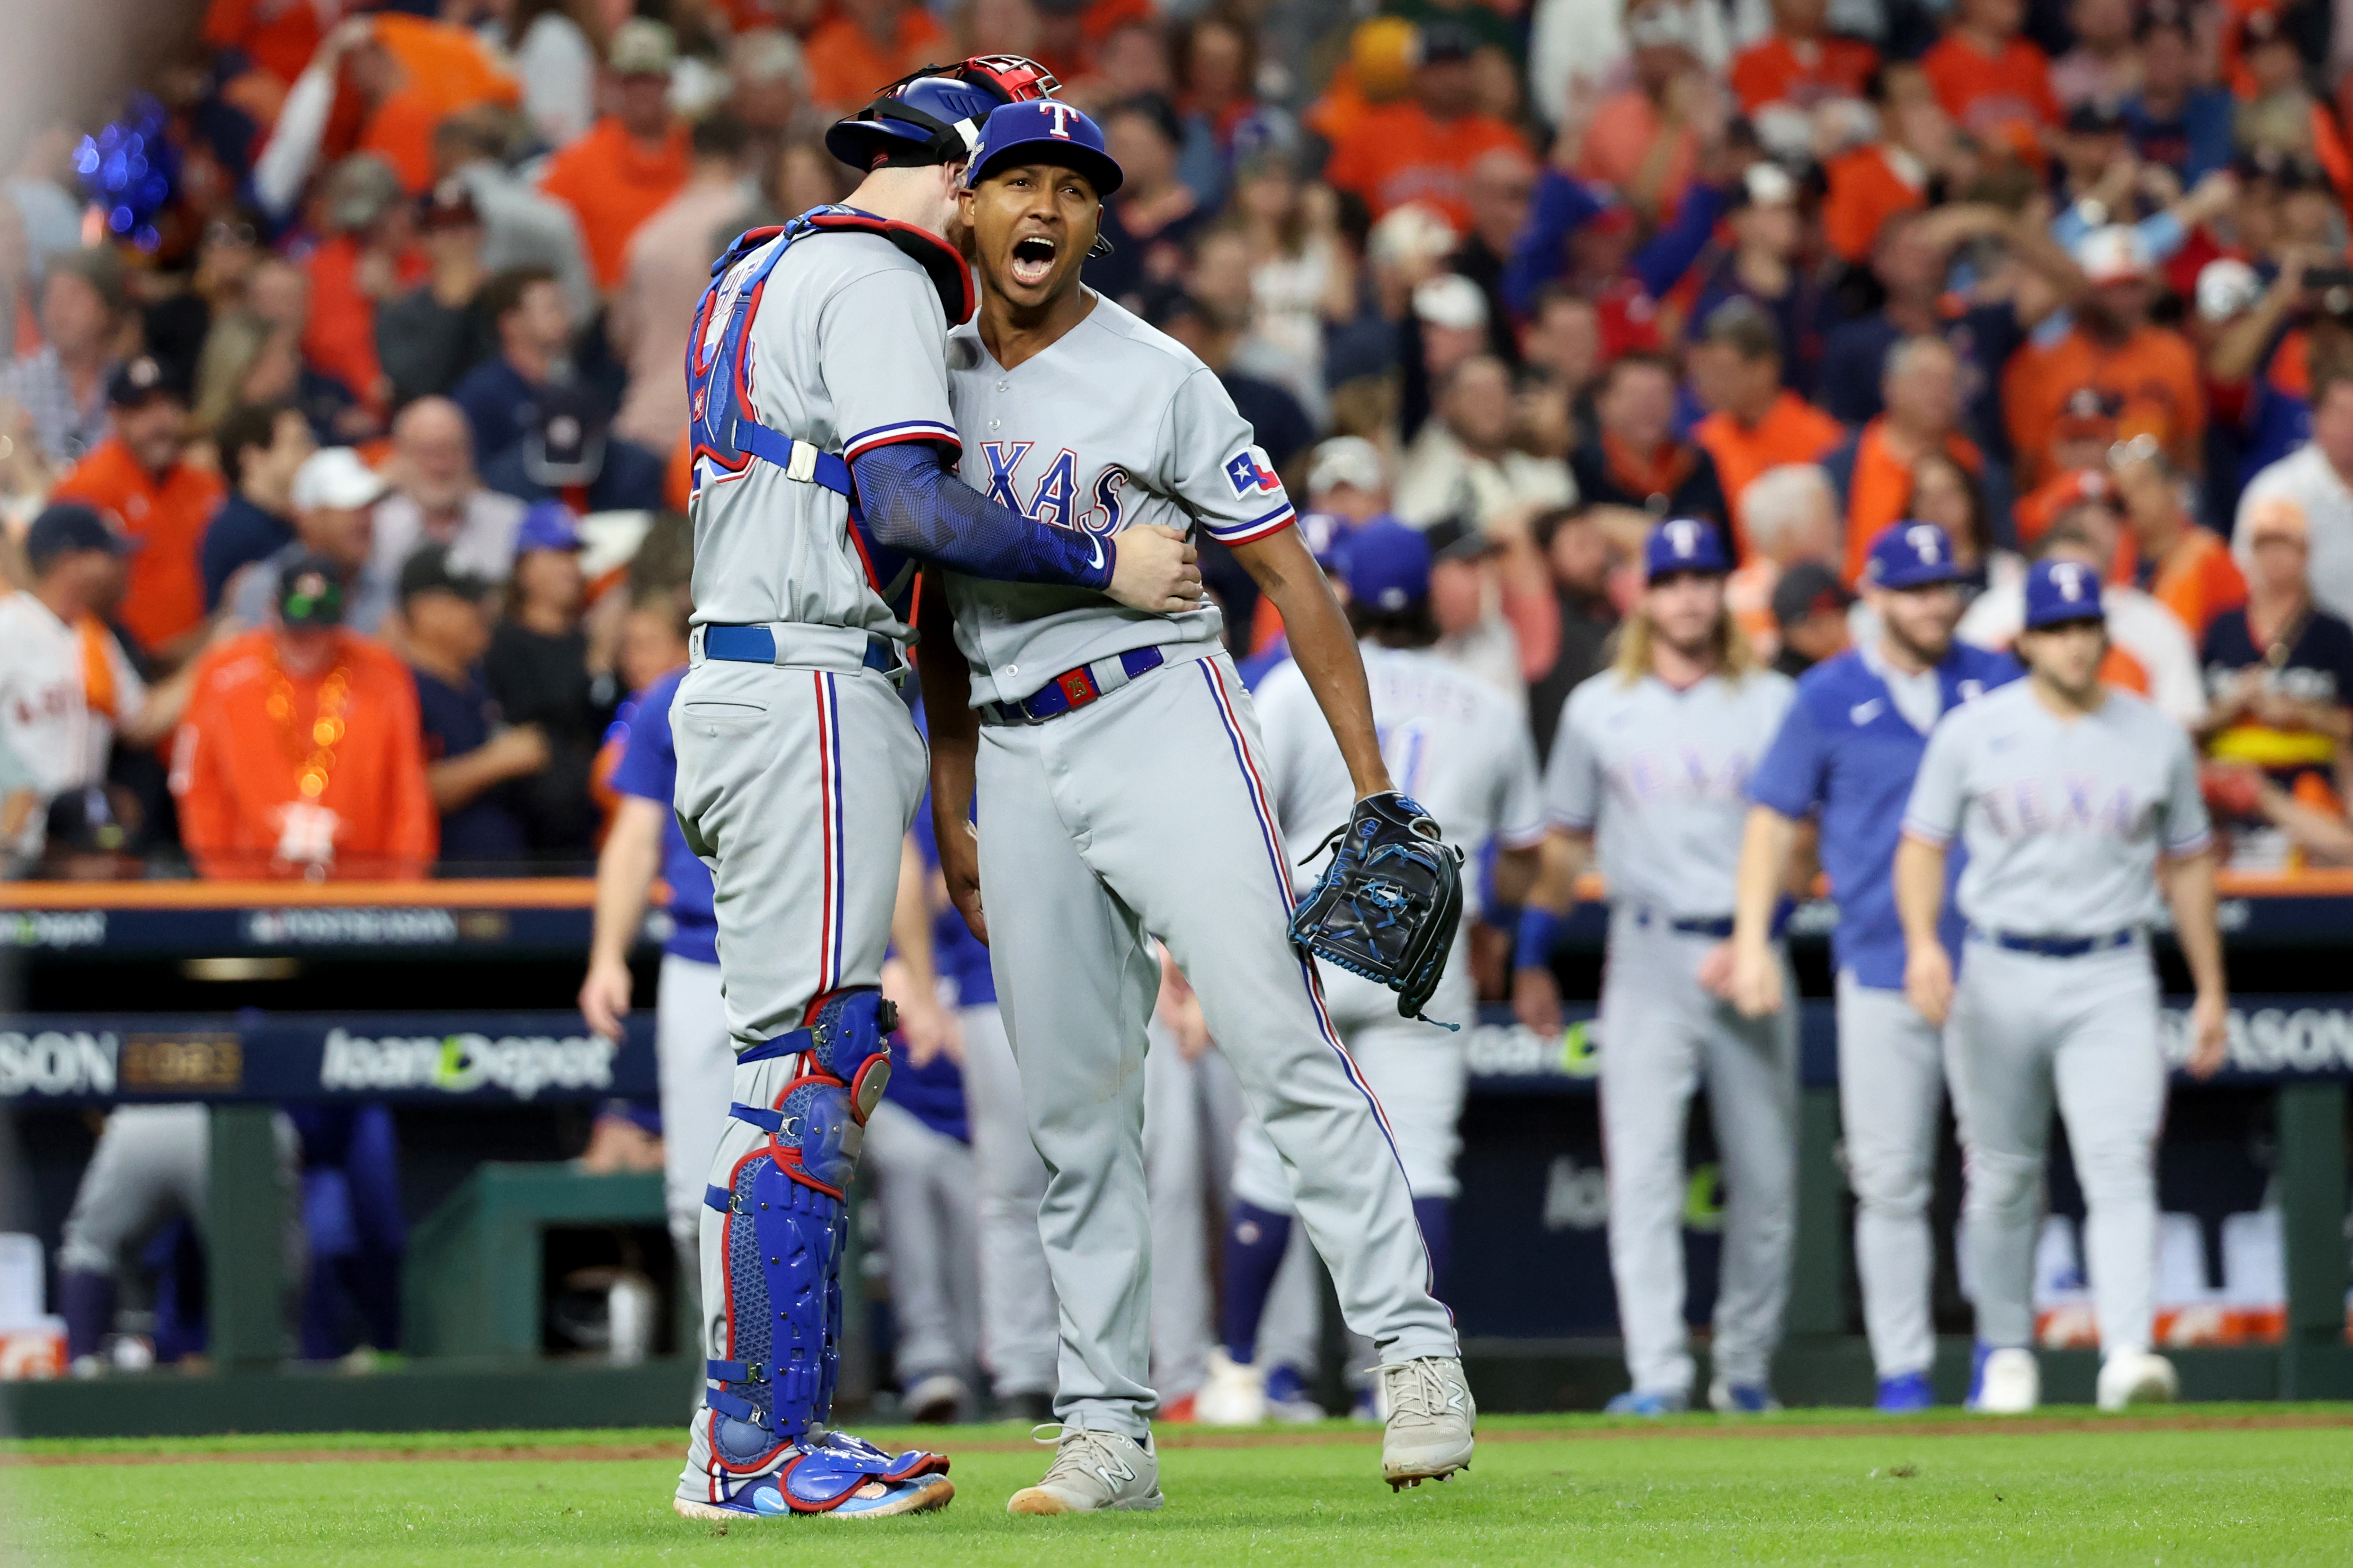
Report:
1219,1201,1293,1362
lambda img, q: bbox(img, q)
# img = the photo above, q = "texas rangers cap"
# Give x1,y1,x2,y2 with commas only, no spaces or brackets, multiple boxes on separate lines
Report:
966,99,1124,196
1345,517,1432,611
24,502,134,573
277,552,347,628
1864,520,1962,590
2023,558,2106,629
1643,517,1730,579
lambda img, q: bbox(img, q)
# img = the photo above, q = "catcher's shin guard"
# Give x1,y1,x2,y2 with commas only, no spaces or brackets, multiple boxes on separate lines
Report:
695,988,946,1513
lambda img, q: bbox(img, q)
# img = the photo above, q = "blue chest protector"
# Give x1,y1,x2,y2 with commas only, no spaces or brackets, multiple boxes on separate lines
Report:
685,207,974,620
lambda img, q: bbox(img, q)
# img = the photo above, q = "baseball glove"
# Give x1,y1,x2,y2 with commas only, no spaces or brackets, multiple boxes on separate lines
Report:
1287,791,1465,1028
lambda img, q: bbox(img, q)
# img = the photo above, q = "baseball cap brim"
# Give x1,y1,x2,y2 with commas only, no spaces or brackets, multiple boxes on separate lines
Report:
970,140,1124,199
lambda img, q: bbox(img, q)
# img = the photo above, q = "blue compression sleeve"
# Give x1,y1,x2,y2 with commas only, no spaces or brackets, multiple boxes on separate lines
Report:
1502,169,1606,317
1632,181,1728,300
852,441,1114,592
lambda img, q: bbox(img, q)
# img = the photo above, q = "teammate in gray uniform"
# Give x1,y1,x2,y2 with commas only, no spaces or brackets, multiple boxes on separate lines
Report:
667,59,1200,1522
1200,519,1547,1425
1896,558,2228,1414
1518,517,1799,1417
918,101,1473,1511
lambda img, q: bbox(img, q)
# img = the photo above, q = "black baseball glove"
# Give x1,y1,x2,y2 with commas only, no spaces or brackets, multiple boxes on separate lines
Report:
1287,791,1465,1028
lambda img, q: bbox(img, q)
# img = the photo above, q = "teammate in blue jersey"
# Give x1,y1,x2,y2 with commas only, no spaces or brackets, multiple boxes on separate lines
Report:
1728,521,2020,1411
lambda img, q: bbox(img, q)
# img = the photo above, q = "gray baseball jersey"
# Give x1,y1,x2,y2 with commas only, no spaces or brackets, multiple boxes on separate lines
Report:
942,294,1295,705
1543,668,1797,918
687,229,962,643
1901,681,2212,936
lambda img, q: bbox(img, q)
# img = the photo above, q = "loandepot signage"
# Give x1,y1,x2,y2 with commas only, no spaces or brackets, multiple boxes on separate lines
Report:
319,1028,616,1100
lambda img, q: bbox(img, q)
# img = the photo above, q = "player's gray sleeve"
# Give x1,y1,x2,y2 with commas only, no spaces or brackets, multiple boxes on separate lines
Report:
1157,368,1298,546
817,270,964,461
2157,723,2215,856
1900,713,1971,845
1540,687,1601,832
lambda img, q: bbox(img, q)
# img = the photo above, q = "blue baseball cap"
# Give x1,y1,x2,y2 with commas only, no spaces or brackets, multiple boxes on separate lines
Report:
1864,520,1962,589
2024,558,2106,629
24,502,134,574
516,501,584,555
1644,517,1731,580
965,100,1124,196
1345,517,1432,613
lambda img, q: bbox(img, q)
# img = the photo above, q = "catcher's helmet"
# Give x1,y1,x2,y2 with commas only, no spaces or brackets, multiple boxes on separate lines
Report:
825,55,1062,172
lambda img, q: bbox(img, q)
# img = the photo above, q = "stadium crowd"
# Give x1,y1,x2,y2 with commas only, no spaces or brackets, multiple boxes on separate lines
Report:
8,0,2352,1414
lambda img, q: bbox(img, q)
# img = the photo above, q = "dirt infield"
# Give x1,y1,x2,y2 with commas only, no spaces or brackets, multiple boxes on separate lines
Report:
11,1409,2353,1467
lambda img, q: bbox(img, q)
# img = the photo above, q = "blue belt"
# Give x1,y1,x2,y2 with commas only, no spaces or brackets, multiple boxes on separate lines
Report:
703,623,897,676
1633,909,1735,939
1972,926,2136,958
983,647,1165,724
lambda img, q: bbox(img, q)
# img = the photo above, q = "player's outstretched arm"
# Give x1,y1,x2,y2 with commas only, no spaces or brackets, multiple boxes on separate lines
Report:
1228,526,1391,798
852,444,1201,610
2160,845,2230,1078
916,583,988,945
1892,833,1953,1025
1728,806,1798,1018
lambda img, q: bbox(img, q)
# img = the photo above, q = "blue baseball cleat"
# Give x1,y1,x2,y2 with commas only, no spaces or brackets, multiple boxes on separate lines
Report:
1876,1371,1935,1413
1604,1389,1688,1417
1708,1378,1781,1415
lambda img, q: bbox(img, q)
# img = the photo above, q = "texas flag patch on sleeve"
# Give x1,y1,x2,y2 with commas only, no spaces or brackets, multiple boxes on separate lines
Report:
1224,446,1282,497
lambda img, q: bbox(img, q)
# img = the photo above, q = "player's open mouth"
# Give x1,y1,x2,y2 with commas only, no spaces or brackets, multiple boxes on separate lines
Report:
1009,235,1058,287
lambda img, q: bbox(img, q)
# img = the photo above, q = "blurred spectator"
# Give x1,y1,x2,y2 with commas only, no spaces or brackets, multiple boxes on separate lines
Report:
1425,518,1526,709
199,401,315,610
1323,22,1521,230
1769,560,1857,676
1826,336,1981,586
0,505,196,872
1960,504,2208,725
451,267,574,471
376,178,498,411
1170,11,1280,211
2123,5,2234,182
1570,352,1727,526
1397,355,1577,529
1519,288,1604,458
371,396,527,588
485,503,606,859
1089,95,1207,307
399,543,543,868
432,109,598,322
1689,300,1843,553
2004,227,2204,490
171,551,435,879
2233,6,2346,188
728,30,808,163
1148,288,1315,476
1228,155,1355,428
6,124,83,282
2199,496,2353,862
2111,440,2246,643
2237,359,2353,627
1530,0,1730,128
1919,0,2059,142
226,448,394,637
0,247,128,470
1502,149,1727,367
1728,0,1877,120
302,154,425,421
2049,0,2138,113
504,0,604,149
1525,504,1622,756
537,19,692,293
1687,163,1835,397
613,113,756,453
1906,446,2018,604
51,356,222,665
1819,63,1951,268
802,0,947,115
1577,0,1721,223
1452,148,1538,363
1403,272,1491,439
1726,462,1843,654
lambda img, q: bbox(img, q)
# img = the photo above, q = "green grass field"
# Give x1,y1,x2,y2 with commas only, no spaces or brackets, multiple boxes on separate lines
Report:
10,1409,2353,1566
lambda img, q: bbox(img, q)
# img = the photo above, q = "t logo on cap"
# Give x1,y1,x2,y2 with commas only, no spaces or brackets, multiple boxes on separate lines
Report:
1906,523,1942,564
2055,563,2086,600
1044,102,1078,139
1666,519,1700,557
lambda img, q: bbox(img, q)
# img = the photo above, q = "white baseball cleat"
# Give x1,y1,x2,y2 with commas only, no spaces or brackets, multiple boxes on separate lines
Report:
1006,1425,1164,1515
1380,1356,1476,1490
1193,1347,1269,1427
2096,1347,2179,1411
1968,1346,2040,1415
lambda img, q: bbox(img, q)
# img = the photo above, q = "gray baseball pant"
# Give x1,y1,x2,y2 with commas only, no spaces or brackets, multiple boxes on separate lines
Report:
862,1098,982,1387
1599,910,1797,1396
654,953,732,1262
57,1105,302,1283
1837,972,1949,1381
1946,939,2164,1353
975,651,1455,1440
956,1000,1060,1399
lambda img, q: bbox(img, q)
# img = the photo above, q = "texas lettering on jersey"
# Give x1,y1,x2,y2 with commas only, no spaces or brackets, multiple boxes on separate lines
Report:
981,441,1130,539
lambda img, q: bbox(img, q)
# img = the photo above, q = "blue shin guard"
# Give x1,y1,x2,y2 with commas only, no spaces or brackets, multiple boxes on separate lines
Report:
696,989,949,1516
